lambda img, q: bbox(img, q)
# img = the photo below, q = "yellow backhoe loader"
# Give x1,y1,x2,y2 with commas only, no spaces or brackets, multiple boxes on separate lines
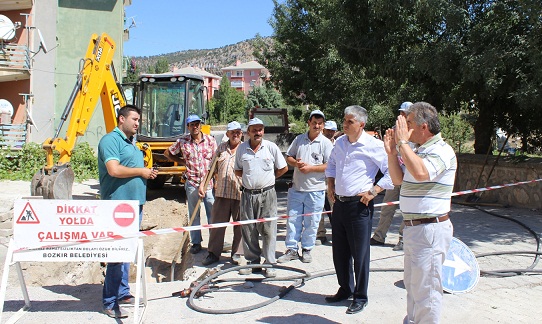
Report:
30,33,209,199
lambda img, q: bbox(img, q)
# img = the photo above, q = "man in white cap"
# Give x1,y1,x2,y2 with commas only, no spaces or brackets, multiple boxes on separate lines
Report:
323,120,338,144
201,121,244,266
164,114,217,254
277,110,333,263
371,101,413,251
316,120,339,245
234,117,288,278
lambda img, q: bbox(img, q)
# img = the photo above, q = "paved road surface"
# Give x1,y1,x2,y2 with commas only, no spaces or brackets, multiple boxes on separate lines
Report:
1,180,541,323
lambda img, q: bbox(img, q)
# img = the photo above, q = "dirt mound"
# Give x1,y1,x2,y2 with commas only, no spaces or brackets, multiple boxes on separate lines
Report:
140,197,191,282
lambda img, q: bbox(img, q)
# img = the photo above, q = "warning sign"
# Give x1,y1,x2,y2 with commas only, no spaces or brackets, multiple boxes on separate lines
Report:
113,203,136,227
12,199,138,263
16,202,40,224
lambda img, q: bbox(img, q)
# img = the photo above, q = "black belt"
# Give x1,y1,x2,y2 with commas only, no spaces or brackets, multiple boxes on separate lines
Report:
241,185,275,194
403,214,449,226
334,194,360,202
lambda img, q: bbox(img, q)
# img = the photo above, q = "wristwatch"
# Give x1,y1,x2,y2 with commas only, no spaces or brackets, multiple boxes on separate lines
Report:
396,140,409,151
397,140,409,147
369,186,378,196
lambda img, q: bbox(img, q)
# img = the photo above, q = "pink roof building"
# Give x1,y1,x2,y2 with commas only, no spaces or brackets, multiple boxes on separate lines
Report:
221,60,269,96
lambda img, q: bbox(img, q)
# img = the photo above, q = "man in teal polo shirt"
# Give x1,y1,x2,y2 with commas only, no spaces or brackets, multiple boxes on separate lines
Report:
98,104,158,318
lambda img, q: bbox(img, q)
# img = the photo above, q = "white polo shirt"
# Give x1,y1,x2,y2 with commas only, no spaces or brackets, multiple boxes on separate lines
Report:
234,139,287,190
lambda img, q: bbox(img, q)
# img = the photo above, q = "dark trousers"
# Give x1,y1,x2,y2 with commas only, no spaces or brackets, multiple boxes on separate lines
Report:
331,199,374,303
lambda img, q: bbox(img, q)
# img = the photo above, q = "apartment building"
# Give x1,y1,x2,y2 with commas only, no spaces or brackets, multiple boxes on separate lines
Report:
0,0,128,150
221,60,269,96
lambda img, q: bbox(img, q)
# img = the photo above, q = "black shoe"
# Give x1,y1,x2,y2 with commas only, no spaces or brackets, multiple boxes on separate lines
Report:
238,263,262,275
370,237,385,246
315,237,327,246
325,289,351,303
346,300,368,314
277,249,299,263
202,252,219,266
190,243,202,254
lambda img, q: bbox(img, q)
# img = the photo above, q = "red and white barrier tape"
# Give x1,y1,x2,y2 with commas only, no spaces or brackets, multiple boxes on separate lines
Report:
15,178,542,252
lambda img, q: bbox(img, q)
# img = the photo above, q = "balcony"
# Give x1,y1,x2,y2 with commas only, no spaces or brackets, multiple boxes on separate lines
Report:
230,80,243,88
0,0,33,11
0,42,30,82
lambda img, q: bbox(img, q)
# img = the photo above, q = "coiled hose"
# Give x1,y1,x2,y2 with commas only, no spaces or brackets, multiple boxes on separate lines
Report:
465,205,542,277
187,204,541,313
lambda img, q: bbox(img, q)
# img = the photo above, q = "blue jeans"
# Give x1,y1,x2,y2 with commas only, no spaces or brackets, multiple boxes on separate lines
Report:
185,181,215,245
285,189,325,250
102,206,142,309
103,263,131,309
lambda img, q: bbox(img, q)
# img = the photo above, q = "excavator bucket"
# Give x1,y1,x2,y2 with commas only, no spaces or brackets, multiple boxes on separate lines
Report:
30,165,75,199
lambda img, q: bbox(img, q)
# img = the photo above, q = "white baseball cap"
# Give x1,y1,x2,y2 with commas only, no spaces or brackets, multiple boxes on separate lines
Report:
247,118,264,127
227,121,242,131
309,109,325,119
324,121,337,131
399,102,413,112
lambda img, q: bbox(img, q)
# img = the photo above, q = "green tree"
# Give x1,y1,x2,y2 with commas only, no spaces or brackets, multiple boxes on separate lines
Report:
123,57,140,83
212,75,247,124
439,113,474,153
260,0,418,130
152,58,169,74
246,83,284,110
266,0,542,154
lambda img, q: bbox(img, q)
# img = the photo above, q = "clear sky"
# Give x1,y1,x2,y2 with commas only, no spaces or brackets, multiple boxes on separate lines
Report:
124,0,276,57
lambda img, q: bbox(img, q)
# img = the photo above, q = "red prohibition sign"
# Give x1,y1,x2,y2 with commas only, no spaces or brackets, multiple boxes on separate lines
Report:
113,203,135,227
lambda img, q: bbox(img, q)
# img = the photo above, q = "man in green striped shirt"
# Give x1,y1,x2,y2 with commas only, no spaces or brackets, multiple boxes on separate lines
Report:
384,102,456,324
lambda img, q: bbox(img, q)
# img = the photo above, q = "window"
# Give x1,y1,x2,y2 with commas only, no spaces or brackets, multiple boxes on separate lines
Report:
235,71,243,77
226,72,231,77
250,71,255,76
230,80,243,88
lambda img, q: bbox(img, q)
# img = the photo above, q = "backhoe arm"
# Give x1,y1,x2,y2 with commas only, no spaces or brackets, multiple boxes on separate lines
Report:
43,33,125,167
31,33,126,199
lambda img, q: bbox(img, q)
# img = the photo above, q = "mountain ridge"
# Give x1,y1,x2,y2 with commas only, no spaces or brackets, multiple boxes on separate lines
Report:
130,37,273,75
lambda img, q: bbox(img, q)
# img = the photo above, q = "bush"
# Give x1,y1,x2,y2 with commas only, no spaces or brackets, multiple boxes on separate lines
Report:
71,142,99,181
0,142,46,180
439,113,474,153
0,142,98,182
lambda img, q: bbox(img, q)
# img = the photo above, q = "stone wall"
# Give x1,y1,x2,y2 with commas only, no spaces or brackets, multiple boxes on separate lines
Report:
456,154,542,209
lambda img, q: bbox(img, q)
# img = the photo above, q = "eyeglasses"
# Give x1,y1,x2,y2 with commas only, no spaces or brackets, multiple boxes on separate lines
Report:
188,122,201,127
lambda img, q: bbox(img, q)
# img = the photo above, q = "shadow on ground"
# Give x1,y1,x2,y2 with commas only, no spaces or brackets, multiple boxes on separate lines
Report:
3,284,102,312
